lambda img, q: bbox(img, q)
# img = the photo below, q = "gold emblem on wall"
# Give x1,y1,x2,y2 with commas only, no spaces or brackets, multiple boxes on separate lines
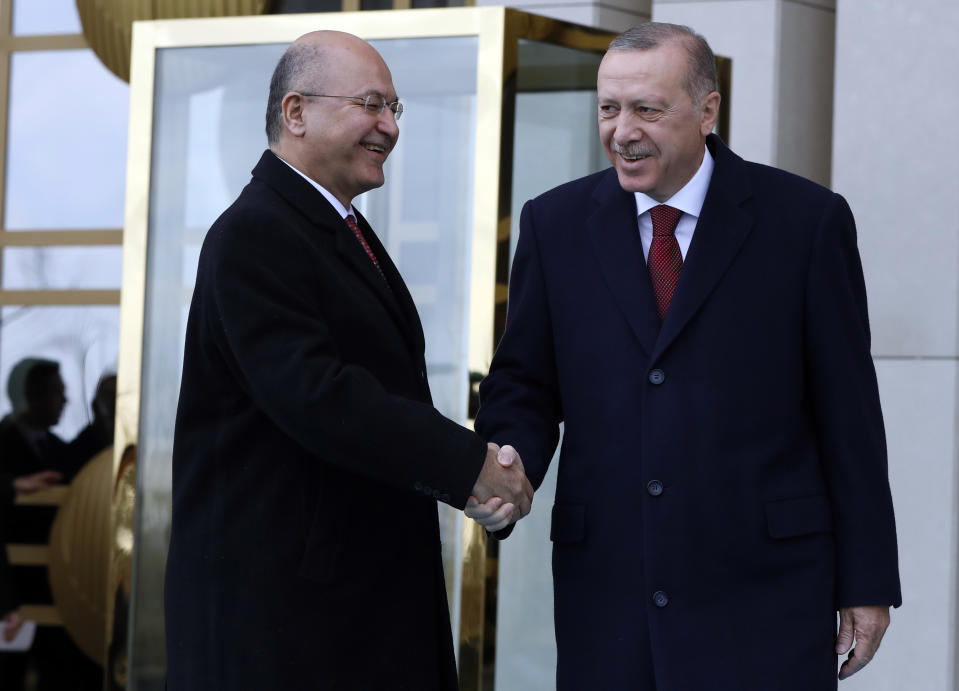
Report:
47,446,114,664
76,0,272,82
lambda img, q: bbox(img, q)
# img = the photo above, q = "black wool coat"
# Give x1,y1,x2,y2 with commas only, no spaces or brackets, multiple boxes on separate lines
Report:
165,150,486,691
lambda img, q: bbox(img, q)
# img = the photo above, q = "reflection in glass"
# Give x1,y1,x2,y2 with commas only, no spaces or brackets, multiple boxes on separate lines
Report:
0,306,119,439
4,50,128,230
12,0,82,35
2,246,123,289
132,36,478,688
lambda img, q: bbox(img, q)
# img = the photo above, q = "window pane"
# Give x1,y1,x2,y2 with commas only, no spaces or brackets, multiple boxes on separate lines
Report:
12,0,82,35
0,306,119,440
5,50,129,230
2,246,123,289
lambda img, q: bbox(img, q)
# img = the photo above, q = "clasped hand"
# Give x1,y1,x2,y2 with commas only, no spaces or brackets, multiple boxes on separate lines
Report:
465,444,533,532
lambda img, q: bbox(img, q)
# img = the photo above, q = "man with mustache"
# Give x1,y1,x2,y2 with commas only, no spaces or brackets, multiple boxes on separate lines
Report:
469,22,900,690
165,30,532,691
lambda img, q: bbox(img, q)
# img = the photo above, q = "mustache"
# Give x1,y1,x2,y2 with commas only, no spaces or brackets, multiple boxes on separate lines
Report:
611,141,656,158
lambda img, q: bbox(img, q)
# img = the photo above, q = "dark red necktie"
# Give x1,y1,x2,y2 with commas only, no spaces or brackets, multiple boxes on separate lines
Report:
345,214,385,279
648,204,683,320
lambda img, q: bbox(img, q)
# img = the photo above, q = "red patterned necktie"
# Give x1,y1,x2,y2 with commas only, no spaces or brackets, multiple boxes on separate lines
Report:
648,204,683,320
345,214,385,279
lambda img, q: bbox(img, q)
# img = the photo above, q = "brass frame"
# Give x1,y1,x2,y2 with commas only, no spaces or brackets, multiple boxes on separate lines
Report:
118,8,612,688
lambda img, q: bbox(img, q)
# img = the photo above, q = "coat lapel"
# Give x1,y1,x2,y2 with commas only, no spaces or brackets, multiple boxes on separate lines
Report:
250,151,423,359
351,211,427,358
652,136,754,361
587,170,661,358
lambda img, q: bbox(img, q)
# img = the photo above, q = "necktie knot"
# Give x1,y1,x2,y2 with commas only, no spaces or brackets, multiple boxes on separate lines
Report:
650,204,682,237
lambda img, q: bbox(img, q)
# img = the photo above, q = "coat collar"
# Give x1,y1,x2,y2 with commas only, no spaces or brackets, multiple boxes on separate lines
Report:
652,134,754,361
588,134,754,361
587,168,662,358
250,150,426,360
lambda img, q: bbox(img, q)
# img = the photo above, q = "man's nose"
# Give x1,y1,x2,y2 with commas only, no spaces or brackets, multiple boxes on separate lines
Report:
614,115,644,143
377,109,400,138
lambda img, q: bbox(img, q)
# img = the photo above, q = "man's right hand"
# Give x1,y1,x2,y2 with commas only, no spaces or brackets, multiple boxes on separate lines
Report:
13,470,62,494
467,444,533,531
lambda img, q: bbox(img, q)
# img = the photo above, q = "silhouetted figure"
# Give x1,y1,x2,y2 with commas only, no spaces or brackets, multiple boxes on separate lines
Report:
2,471,62,643
0,359,72,484
67,373,116,471
0,359,102,691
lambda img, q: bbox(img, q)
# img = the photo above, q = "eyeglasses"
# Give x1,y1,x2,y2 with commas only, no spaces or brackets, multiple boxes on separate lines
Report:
297,92,404,121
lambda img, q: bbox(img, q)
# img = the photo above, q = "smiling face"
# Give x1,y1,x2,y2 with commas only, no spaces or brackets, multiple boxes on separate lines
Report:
278,32,400,208
597,40,719,202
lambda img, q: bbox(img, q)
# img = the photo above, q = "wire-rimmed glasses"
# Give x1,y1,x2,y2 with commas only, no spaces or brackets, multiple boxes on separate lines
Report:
298,92,404,121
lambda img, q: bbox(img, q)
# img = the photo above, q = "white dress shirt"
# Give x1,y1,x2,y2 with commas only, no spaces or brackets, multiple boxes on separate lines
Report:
634,146,715,261
275,153,354,220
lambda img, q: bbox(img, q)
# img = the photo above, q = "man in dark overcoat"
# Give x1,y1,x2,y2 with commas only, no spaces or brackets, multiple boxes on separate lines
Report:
165,30,532,691
470,22,901,690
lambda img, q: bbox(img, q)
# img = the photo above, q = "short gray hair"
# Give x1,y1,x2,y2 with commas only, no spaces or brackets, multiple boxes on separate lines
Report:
265,42,325,145
608,22,718,105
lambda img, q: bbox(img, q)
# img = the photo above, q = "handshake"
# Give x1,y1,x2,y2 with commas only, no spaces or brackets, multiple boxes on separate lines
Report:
465,443,534,532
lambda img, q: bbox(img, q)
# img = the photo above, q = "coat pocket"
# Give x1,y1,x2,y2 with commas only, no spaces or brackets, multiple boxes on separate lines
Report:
765,495,834,539
550,503,586,544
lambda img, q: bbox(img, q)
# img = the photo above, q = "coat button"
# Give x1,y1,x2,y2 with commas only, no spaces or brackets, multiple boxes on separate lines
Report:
648,369,665,385
646,480,663,496
441,493,451,503
423,485,432,496
652,590,669,608
420,370,427,380
413,481,423,491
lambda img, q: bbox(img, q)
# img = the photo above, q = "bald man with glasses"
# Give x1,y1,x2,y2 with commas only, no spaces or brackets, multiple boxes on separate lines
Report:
165,30,532,691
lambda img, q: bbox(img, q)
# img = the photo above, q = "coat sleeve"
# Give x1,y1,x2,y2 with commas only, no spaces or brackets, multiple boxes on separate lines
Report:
804,192,902,608
203,210,487,509
476,200,563,491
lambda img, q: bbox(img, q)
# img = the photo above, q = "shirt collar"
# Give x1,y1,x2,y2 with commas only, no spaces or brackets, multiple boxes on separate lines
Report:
633,145,714,219
274,153,354,220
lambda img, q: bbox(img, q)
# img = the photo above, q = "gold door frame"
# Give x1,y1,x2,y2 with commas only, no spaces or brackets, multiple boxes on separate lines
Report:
114,7,614,687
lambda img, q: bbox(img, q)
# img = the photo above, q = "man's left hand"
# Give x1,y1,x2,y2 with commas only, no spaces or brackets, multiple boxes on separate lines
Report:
13,470,62,494
836,605,890,680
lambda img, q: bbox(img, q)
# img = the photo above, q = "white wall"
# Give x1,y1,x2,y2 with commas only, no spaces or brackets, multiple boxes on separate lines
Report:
654,0,835,185
832,1,959,688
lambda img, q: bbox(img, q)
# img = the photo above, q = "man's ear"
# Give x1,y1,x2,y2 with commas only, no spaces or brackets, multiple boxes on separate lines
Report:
699,91,721,137
281,92,307,138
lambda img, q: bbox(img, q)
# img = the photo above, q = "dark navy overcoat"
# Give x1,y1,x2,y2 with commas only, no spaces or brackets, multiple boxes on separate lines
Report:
476,135,901,691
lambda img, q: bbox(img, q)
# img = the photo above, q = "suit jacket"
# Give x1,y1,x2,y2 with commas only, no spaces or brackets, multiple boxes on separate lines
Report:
475,135,901,691
165,150,487,691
